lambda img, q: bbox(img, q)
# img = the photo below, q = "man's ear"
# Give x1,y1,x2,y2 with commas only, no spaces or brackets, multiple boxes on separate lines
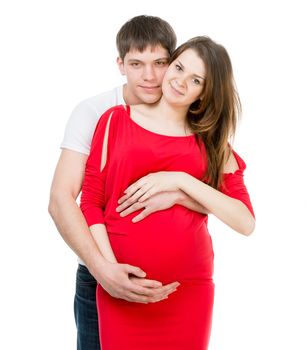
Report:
117,57,125,76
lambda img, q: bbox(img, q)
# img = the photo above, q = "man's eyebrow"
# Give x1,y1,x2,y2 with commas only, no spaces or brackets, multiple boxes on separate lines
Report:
127,59,142,63
154,57,170,61
127,56,169,63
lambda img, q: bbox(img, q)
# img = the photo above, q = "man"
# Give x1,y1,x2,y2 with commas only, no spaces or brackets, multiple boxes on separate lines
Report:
49,15,206,349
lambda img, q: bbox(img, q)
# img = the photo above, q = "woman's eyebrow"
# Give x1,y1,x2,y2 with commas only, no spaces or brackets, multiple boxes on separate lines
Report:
178,60,205,80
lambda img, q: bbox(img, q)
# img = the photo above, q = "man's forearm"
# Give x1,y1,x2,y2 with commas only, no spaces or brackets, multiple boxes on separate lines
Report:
49,192,181,303
48,192,108,278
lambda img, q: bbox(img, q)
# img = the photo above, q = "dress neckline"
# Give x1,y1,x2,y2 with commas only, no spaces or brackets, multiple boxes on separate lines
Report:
124,105,195,139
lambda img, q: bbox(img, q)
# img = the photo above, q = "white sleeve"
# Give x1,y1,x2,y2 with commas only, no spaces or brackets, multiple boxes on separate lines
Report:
60,100,100,155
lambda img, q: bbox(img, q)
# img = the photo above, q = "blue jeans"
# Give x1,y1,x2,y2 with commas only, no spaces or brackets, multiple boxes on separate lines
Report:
74,264,100,350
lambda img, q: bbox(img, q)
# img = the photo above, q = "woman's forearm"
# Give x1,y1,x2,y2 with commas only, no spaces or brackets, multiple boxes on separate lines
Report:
177,173,255,235
89,224,117,263
176,190,210,215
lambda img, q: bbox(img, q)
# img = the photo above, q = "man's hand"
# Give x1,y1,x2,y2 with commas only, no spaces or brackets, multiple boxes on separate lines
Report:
116,191,179,222
98,261,180,304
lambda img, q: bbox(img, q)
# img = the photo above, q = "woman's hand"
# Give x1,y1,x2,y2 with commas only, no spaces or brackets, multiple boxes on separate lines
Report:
118,171,182,207
116,191,179,222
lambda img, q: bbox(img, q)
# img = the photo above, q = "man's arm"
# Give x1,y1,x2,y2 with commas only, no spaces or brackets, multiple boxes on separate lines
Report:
48,149,179,302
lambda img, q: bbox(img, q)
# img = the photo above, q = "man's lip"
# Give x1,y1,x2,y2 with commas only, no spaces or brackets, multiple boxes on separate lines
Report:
139,85,160,89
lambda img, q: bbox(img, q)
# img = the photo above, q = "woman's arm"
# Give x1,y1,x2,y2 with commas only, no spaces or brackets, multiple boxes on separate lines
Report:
176,190,210,214
177,150,255,235
89,224,117,263
80,109,180,301
80,111,117,260
120,151,254,235
176,172,255,235
116,190,209,222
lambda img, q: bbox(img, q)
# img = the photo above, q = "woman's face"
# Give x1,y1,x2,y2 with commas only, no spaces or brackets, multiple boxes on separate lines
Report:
162,48,205,107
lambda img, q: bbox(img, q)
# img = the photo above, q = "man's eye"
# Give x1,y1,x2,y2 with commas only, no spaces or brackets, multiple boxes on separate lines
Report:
131,63,140,67
156,61,167,66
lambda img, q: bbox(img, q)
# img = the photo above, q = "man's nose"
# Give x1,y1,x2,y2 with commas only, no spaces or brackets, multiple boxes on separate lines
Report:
142,65,155,81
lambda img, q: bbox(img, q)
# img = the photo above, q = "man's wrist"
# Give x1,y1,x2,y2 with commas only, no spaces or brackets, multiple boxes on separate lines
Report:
86,254,110,280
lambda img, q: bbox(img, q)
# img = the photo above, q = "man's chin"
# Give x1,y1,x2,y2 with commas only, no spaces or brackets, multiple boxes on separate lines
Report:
140,93,162,104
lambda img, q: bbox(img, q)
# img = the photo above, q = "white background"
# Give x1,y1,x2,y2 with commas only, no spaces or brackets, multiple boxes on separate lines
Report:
1,0,306,349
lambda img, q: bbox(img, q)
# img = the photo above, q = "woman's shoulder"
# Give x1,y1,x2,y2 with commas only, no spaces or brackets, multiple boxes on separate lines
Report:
102,104,127,117
96,104,128,125
91,104,127,139
223,148,247,175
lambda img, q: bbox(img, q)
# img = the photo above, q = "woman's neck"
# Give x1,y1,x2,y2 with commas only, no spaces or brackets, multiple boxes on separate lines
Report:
131,98,193,136
152,97,189,127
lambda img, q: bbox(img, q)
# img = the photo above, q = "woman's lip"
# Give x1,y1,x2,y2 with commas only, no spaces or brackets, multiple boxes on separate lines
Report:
170,83,184,95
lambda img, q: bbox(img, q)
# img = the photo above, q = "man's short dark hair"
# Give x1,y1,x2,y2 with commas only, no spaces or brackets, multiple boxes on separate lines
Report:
116,15,177,59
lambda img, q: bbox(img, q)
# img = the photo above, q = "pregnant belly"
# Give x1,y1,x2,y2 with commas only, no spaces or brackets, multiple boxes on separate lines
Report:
106,207,214,284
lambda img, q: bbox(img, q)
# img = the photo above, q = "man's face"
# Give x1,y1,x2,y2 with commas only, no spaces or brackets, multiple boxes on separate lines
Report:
117,45,169,105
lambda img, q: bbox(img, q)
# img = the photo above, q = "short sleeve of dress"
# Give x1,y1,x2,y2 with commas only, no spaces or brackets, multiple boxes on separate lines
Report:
220,150,255,218
80,107,117,226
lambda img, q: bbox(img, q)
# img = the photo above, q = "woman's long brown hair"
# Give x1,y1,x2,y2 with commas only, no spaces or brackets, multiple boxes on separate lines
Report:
169,36,241,189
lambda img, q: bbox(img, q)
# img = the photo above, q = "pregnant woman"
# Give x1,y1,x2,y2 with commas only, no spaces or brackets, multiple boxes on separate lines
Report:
80,36,255,350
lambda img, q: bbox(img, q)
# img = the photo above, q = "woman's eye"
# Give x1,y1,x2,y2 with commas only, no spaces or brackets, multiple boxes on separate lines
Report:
193,78,200,85
175,64,182,71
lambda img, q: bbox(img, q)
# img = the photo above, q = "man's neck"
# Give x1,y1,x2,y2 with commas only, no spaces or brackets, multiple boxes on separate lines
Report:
122,84,141,105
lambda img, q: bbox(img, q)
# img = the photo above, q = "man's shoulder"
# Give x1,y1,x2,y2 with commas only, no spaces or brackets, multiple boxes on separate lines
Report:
60,85,124,155
79,85,124,116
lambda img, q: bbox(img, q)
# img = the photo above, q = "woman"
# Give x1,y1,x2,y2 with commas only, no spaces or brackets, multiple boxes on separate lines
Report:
80,36,255,350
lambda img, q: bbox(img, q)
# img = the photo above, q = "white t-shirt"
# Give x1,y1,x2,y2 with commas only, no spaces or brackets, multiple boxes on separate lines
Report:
60,85,125,266
61,85,125,155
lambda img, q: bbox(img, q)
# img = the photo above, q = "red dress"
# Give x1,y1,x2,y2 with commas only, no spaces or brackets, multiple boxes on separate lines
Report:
80,105,254,350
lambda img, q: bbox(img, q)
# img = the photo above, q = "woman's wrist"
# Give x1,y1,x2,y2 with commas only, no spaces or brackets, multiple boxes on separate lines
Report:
176,172,190,191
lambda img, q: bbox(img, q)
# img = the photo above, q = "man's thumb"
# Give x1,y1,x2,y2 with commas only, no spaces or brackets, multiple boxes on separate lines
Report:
126,265,146,278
